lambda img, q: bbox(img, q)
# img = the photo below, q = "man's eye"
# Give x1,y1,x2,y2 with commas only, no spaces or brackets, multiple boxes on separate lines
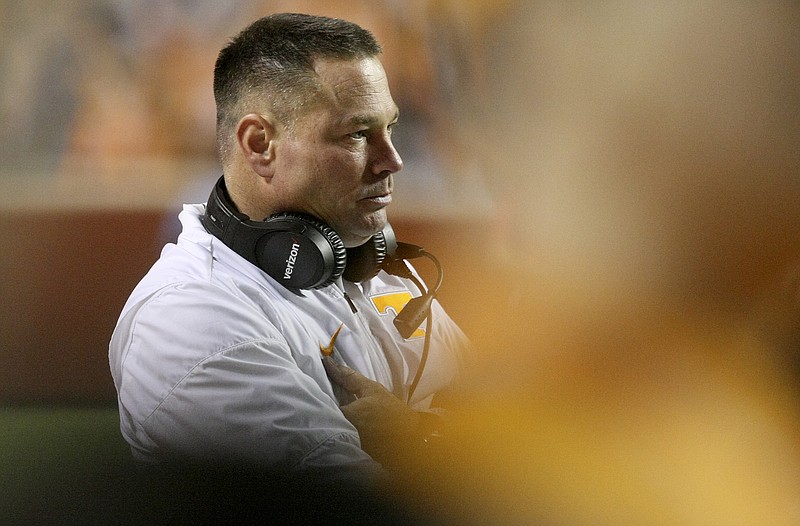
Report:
348,130,368,140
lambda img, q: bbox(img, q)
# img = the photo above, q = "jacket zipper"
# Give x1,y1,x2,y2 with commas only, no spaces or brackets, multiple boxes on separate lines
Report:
342,291,358,314
338,283,397,394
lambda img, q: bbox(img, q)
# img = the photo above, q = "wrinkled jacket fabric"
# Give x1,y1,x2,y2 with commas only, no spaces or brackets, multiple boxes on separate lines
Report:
109,204,467,475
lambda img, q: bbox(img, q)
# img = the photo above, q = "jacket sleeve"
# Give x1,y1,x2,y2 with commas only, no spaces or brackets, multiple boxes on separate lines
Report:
114,281,382,477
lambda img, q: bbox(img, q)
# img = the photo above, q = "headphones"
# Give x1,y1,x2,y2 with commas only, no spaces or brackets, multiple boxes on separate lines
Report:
201,176,397,290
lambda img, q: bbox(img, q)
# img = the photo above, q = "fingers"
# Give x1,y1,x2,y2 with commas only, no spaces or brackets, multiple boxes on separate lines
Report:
322,356,385,399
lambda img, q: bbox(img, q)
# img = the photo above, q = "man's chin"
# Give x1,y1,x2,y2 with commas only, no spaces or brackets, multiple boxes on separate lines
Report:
339,214,388,247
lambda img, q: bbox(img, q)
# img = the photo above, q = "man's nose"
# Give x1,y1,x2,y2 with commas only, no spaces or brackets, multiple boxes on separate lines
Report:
371,136,403,176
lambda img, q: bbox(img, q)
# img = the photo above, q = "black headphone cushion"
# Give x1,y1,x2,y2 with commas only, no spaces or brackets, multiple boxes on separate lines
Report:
343,231,387,283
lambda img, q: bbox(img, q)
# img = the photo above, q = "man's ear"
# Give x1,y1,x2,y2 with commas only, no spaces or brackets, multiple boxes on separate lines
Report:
236,113,278,178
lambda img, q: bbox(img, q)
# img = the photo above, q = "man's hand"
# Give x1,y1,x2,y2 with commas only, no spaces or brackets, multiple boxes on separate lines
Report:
323,356,422,468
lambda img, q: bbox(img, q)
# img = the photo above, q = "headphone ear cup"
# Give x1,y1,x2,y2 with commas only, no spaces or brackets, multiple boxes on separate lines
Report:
258,212,347,289
343,230,388,282
202,177,348,290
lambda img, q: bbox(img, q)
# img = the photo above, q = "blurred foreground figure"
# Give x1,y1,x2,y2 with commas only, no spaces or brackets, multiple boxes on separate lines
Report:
404,2,800,525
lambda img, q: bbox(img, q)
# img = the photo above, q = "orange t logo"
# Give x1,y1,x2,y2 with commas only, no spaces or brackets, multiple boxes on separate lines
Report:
371,292,425,339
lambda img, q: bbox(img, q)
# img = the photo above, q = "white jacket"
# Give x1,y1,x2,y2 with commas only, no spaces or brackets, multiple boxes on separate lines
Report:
109,204,467,475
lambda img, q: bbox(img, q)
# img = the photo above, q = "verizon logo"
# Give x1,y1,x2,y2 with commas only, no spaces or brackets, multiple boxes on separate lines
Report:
283,241,300,280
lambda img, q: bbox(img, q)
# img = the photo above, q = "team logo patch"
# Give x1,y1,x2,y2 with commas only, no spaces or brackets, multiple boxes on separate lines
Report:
370,291,425,339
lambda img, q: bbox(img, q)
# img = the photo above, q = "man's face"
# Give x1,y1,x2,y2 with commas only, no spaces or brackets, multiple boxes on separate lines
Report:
270,56,403,247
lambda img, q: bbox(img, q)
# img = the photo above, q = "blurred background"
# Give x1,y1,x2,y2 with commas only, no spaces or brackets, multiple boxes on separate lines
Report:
2,1,799,524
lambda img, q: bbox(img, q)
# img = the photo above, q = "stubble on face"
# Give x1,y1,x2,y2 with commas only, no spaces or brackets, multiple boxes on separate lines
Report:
272,57,401,247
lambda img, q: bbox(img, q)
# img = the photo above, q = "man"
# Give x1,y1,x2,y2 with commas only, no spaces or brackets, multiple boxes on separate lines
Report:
109,13,467,479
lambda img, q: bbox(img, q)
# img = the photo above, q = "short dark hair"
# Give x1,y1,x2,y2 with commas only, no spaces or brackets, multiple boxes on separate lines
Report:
213,13,382,164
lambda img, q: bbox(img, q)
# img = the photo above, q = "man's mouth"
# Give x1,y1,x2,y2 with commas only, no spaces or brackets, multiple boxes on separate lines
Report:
363,194,392,205
360,191,392,206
